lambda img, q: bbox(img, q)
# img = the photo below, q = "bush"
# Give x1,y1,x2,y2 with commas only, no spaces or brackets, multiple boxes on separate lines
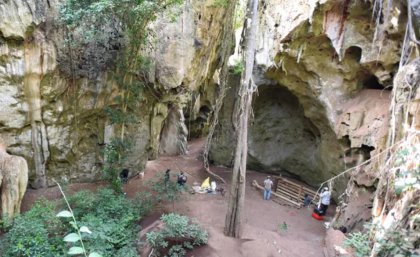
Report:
0,200,66,257
148,172,185,211
66,188,143,257
1,187,153,257
343,231,371,257
146,213,208,257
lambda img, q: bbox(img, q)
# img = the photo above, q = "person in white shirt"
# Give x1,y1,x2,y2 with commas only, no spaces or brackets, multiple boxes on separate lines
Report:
263,176,273,200
318,187,331,216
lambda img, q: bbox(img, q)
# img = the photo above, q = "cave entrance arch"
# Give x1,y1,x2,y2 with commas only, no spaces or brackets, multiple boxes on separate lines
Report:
247,84,323,184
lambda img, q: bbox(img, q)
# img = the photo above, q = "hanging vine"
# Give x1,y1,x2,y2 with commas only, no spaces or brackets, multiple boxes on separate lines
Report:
202,1,240,184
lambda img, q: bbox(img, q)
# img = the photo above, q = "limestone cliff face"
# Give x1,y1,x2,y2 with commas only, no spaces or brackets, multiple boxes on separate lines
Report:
0,0,232,187
211,0,404,188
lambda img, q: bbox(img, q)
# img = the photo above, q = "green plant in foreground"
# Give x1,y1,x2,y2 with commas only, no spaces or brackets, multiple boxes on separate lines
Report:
0,199,66,257
146,213,208,257
67,188,146,257
55,181,103,257
0,187,147,257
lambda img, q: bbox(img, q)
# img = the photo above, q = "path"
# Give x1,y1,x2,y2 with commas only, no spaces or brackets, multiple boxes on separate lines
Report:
21,138,328,257
134,138,327,257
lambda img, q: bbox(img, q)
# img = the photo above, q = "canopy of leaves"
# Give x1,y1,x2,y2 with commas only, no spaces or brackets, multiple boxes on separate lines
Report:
60,0,183,43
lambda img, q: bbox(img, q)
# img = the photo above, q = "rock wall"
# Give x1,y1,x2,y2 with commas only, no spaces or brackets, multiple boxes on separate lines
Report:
0,0,233,187
211,0,404,188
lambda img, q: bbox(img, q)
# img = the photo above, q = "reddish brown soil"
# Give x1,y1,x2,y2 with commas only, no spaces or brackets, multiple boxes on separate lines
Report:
21,138,333,257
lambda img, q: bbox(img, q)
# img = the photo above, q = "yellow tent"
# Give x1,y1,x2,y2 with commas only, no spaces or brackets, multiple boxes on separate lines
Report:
201,177,210,189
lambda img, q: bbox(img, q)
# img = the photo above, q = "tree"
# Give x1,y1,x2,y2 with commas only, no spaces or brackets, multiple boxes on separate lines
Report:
224,0,259,238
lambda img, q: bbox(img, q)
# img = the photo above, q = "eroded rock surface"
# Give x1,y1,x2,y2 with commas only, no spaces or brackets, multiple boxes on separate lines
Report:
0,139,28,219
0,0,232,186
211,0,402,189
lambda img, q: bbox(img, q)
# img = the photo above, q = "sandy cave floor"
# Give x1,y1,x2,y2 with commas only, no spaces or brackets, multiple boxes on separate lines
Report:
21,138,333,257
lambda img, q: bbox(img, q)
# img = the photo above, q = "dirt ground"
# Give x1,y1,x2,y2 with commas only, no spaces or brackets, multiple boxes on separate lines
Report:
21,138,334,257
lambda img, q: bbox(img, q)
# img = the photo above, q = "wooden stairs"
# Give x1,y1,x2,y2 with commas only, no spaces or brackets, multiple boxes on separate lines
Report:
252,176,319,208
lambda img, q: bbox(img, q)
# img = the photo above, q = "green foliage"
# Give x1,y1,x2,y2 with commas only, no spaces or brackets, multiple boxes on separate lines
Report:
148,172,185,210
376,228,419,257
393,144,419,195
102,138,133,193
60,0,183,191
0,200,66,257
146,213,208,257
277,222,288,235
212,0,229,8
168,244,187,257
133,191,154,218
1,188,153,257
66,188,149,257
0,215,13,231
56,181,103,257
234,1,245,30
232,60,244,75
369,216,420,257
344,231,371,257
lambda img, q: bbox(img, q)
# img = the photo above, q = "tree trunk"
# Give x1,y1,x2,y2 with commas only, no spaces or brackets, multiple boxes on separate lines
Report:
224,0,259,238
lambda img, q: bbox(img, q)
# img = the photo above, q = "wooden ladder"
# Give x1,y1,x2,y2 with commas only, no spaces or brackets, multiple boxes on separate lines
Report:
274,176,319,208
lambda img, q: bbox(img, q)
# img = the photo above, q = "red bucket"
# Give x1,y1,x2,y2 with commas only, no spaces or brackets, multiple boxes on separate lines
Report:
312,212,323,220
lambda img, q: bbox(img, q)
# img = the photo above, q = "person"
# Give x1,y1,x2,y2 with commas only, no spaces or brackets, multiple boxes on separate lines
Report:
177,171,187,186
263,176,273,200
318,187,331,216
303,194,312,207
210,180,217,194
164,169,171,187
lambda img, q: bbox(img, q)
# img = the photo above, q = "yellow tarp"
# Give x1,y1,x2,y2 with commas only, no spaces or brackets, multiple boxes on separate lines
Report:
201,177,210,188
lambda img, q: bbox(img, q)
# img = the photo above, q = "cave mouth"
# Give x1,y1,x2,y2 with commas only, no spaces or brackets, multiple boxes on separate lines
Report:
345,46,362,63
247,84,323,184
358,71,392,90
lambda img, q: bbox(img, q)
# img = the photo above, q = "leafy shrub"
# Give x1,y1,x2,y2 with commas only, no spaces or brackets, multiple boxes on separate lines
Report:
102,138,133,194
344,231,371,257
66,188,143,257
1,187,153,257
148,172,185,211
0,200,66,257
146,213,208,256
133,191,154,218
393,145,419,195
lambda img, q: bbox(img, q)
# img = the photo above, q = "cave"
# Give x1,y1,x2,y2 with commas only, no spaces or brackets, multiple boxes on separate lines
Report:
345,46,362,63
2,0,419,255
362,74,383,89
247,85,323,182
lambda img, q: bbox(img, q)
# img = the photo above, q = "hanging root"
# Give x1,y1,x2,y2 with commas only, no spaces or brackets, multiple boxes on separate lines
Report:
202,2,237,185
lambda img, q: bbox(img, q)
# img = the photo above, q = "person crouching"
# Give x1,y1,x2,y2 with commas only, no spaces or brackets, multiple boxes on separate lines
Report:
177,171,187,186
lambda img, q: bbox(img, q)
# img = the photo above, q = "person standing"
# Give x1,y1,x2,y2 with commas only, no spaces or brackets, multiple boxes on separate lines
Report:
263,176,273,200
318,187,331,215
164,169,171,187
